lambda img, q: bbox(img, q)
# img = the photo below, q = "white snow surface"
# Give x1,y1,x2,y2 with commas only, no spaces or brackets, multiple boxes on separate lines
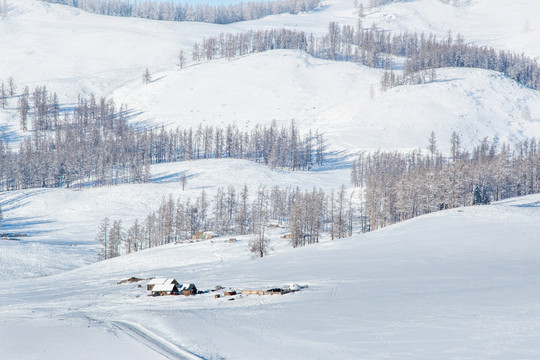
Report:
0,0,539,153
1,0,540,358
0,159,350,280
2,195,540,359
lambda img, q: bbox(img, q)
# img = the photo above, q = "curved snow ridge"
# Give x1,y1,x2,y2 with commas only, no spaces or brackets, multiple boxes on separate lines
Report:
111,320,203,360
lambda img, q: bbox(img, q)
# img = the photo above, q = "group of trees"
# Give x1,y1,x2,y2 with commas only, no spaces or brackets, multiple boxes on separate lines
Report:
44,0,320,24
0,82,326,191
352,133,540,230
98,183,356,259
365,0,467,7
0,77,16,110
192,22,540,91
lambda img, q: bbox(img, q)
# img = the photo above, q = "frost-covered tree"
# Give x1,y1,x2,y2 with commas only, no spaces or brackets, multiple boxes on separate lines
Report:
0,82,7,109
7,77,15,97
142,68,152,84
177,50,186,69
96,217,110,260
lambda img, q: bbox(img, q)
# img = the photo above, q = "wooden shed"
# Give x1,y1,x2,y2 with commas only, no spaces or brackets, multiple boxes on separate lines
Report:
180,283,198,295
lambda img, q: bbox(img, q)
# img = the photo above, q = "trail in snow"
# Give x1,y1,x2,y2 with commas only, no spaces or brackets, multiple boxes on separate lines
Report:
111,320,204,360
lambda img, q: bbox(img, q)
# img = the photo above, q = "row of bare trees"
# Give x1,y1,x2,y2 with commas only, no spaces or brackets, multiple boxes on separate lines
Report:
98,133,540,260
44,0,320,24
98,183,356,259
352,133,540,231
193,22,540,90
0,83,326,191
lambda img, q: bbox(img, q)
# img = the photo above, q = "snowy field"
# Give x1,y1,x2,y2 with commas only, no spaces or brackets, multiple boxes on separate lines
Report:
1,0,540,358
2,195,540,359
0,158,351,281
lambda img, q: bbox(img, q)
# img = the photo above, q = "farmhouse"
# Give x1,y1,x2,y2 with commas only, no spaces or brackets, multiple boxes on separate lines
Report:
151,283,179,296
147,278,179,291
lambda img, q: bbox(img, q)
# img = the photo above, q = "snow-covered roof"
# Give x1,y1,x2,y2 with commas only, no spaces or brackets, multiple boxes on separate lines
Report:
148,278,178,286
180,284,196,290
147,278,168,286
151,284,177,292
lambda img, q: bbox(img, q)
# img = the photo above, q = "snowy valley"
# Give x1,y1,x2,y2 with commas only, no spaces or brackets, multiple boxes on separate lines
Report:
1,0,540,359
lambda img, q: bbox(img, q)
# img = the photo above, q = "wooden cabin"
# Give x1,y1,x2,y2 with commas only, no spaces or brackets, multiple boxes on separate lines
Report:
180,283,197,295
147,278,179,291
151,283,179,296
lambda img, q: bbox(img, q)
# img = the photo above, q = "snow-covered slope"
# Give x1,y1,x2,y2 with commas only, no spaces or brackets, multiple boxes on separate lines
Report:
1,0,540,358
0,0,539,153
0,158,350,280
364,0,540,59
2,195,540,359
113,50,540,153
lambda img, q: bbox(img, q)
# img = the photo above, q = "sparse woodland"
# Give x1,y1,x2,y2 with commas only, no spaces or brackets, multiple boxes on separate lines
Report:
353,133,540,230
100,133,540,260
99,184,354,260
2,1,540,260
192,22,540,90
43,0,321,24
0,82,325,191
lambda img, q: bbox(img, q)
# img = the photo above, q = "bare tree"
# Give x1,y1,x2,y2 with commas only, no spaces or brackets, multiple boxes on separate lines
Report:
7,77,15,96
142,68,152,84
0,82,6,109
177,50,186,69
96,217,110,260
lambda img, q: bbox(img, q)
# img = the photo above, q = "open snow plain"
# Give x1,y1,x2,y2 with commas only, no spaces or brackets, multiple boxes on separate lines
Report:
2,195,540,359
1,0,540,358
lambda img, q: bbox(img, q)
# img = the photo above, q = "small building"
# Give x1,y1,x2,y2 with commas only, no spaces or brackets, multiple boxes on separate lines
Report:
180,283,197,295
147,278,179,291
151,283,179,296
192,231,218,240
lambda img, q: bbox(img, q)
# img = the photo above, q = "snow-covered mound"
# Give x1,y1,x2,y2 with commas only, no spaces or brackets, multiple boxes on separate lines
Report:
364,0,540,59
114,50,540,153
0,158,350,281
2,194,540,359
0,0,539,154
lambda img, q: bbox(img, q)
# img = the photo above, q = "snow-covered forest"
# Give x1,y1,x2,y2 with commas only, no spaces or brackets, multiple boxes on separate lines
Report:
1,85,325,190
98,183,352,259
98,133,540,261
353,134,540,230
2,0,540,359
193,23,540,90
42,0,321,24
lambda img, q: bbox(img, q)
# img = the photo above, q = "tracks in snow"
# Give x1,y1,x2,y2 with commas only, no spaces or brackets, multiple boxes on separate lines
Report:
111,320,204,360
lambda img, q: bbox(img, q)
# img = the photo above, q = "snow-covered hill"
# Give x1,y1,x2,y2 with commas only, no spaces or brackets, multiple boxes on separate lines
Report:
113,50,540,153
0,158,350,281
0,0,539,153
1,0,540,358
2,195,540,359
